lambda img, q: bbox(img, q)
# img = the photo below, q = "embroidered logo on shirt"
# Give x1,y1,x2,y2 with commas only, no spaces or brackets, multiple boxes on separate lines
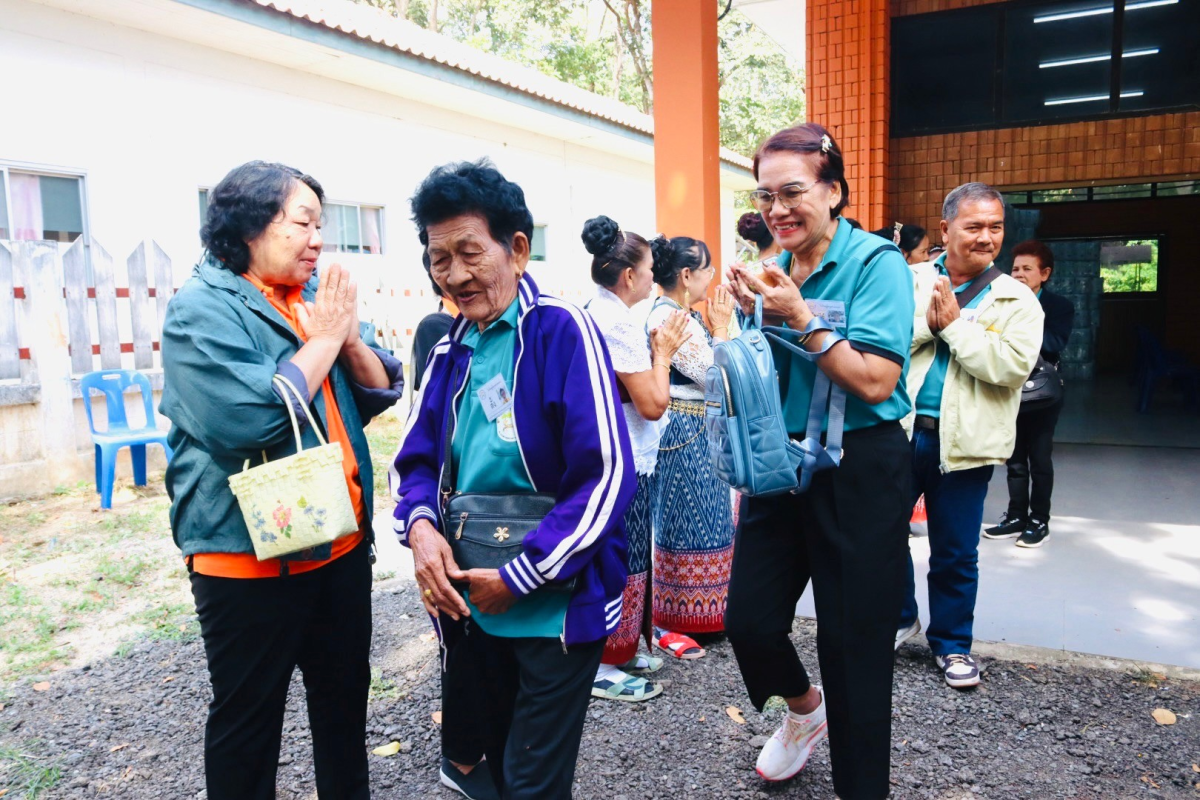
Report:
497,410,517,443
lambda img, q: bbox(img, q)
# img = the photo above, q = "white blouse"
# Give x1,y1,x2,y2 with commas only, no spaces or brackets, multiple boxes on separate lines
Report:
644,298,715,401
587,287,669,476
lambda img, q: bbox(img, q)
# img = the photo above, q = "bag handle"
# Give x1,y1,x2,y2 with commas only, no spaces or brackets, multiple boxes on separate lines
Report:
241,374,328,472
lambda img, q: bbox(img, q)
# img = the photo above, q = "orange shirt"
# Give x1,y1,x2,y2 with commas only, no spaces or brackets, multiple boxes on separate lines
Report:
191,275,365,578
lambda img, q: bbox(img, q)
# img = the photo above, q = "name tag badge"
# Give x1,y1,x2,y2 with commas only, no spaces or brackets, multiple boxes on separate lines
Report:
477,374,513,422
807,299,847,329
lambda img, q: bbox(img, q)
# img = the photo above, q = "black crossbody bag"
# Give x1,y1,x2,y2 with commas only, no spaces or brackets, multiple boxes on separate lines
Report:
439,374,575,592
1020,357,1063,413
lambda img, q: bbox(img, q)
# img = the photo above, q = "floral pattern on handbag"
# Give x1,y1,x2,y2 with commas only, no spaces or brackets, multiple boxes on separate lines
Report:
228,375,358,561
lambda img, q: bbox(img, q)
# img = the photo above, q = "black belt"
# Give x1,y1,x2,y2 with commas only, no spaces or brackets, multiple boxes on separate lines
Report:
914,414,939,431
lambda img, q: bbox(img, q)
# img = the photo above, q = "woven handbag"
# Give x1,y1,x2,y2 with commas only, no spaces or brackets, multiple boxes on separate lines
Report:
228,375,358,561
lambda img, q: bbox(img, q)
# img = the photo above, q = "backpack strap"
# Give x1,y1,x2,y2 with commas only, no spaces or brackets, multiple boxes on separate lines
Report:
761,316,847,491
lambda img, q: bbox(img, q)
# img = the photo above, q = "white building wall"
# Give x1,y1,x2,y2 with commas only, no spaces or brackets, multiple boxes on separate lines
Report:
0,0,739,352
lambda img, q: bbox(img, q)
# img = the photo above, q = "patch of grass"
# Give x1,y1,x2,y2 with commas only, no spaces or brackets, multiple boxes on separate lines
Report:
373,570,397,583
24,510,48,528
0,745,62,798
94,552,153,587
368,666,404,702
133,601,199,643
367,413,404,508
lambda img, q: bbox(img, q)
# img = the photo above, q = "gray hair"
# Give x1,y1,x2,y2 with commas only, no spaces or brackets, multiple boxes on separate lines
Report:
942,182,1004,222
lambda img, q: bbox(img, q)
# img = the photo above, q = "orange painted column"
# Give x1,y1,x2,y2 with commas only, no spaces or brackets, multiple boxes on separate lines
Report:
652,0,723,277
807,0,891,229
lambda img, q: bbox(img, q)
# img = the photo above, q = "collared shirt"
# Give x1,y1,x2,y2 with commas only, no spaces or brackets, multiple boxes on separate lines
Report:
453,296,568,638
914,255,994,418
777,218,914,434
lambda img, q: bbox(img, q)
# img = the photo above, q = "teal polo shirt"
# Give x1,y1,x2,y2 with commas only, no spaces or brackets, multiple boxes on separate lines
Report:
777,218,914,434
454,297,568,638
914,256,993,417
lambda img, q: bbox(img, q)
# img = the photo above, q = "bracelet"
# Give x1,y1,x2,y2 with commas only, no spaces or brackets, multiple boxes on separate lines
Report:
653,360,672,370
713,325,729,334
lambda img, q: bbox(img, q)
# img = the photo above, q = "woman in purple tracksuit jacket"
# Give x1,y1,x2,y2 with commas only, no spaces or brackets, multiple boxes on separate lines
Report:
391,160,636,800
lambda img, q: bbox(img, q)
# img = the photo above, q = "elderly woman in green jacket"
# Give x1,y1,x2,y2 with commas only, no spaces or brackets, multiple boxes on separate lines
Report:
160,161,403,800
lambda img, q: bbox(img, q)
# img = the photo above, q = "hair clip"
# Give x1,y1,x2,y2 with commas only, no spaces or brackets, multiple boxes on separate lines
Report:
820,134,833,154
892,221,903,246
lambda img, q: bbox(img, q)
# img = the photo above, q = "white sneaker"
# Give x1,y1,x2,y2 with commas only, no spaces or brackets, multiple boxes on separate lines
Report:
895,619,921,651
755,688,829,782
935,653,981,688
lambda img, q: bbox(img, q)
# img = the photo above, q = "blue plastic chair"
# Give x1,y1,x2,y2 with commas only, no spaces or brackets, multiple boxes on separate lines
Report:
79,370,174,508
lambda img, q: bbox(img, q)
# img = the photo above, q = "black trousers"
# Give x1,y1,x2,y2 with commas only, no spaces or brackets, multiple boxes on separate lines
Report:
189,539,373,800
726,422,911,800
1005,399,1063,523
439,616,604,800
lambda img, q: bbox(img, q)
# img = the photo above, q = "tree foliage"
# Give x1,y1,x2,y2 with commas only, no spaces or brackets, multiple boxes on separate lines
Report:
350,0,805,157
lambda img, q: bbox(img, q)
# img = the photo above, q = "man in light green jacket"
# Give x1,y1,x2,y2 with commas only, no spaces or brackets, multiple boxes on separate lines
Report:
895,183,1044,689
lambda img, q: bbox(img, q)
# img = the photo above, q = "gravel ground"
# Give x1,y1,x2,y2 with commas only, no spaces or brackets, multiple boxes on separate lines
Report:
2,578,1197,799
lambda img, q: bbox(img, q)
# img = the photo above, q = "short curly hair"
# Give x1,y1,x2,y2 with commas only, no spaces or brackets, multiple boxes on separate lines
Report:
1011,239,1055,279
410,160,533,262
200,161,324,275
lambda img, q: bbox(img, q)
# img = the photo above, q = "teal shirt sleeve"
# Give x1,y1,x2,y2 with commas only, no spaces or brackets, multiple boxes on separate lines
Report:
846,250,914,366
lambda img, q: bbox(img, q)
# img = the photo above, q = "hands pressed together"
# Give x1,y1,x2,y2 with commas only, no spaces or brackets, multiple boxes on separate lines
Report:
926,276,960,336
726,262,812,329
294,263,361,354
409,519,515,619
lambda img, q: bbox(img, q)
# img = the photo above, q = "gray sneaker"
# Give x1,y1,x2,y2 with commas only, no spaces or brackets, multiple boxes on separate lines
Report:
935,653,980,689
895,619,921,651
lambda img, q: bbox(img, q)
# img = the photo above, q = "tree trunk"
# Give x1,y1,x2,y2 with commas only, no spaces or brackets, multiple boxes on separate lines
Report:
427,0,439,32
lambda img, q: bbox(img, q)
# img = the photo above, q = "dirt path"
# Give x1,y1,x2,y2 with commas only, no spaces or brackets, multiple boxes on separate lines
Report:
2,579,1197,799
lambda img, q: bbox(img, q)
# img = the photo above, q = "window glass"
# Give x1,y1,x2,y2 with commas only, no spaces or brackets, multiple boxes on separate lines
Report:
1031,187,1090,203
1091,183,1152,199
198,188,209,223
8,172,84,242
1100,238,1158,293
1004,0,1114,122
891,8,999,134
1119,0,1200,112
1157,179,1199,197
323,203,382,254
530,224,547,262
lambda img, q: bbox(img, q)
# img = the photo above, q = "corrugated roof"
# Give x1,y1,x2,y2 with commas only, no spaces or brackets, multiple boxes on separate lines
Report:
248,0,755,172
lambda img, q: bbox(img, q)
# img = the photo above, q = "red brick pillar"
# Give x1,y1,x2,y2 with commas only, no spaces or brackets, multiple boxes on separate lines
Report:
807,0,891,229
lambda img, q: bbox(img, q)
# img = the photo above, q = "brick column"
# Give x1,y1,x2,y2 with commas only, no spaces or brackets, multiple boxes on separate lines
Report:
807,0,891,229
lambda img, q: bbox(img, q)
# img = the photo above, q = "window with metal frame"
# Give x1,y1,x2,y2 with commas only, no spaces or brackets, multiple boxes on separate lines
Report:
0,166,86,243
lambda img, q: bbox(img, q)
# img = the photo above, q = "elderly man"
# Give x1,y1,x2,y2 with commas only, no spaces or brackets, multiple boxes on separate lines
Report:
895,183,1043,689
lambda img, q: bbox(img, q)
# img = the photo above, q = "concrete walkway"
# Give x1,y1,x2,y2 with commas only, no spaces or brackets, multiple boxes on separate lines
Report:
800,442,1200,670
376,441,1200,670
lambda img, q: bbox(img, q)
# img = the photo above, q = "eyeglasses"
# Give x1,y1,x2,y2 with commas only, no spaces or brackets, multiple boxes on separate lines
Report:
748,183,819,213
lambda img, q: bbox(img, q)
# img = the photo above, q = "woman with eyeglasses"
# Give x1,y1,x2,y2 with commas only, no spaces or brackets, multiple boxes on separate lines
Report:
644,236,737,660
723,123,915,799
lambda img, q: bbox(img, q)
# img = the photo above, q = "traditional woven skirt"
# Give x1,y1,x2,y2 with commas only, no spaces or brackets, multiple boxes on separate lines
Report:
602,472,654,665
651,399,734,633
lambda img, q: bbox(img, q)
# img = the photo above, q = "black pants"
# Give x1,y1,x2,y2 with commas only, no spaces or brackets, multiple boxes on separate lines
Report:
1005,399,1063,523
440,616,604,800
726,422,910,800
189,540,372,800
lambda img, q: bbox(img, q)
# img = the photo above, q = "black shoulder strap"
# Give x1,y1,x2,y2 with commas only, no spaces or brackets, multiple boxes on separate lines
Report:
956,266,1002,309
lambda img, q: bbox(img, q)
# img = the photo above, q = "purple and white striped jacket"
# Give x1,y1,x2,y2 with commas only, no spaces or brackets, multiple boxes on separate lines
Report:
390,273,636,646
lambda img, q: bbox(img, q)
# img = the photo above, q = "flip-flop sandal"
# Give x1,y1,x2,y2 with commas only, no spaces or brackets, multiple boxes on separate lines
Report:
591,674,664,702
655,631,706,660
619,654,665,674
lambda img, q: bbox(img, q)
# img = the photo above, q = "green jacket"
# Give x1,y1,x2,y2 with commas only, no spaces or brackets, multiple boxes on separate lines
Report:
160,257,403,558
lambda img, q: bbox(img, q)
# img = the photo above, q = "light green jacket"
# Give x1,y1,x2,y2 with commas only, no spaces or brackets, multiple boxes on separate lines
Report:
903,262,1045,473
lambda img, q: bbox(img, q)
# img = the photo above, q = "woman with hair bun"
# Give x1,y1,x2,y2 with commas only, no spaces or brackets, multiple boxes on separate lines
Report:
644,236,737,659
871,223,931,265
582,215,690,702
737,210,783,262
725,123,915,797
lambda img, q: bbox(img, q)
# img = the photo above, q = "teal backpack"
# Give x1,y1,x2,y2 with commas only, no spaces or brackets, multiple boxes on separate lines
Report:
703,241,900,496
